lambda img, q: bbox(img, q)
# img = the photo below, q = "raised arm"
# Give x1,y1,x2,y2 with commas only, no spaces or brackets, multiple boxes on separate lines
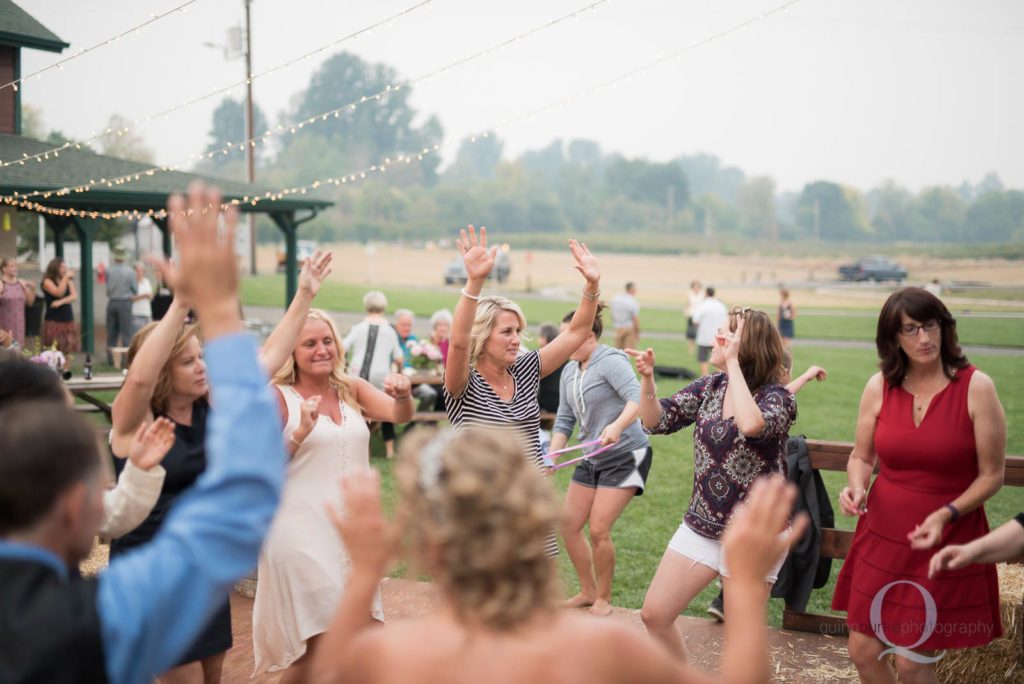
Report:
353,374,414,424
538,240,600,377
785,365,827,395
719,317,768,438
110,298,189,450
929,515,1024,578
626,347,662,429
259,250,333,375
839,373,883,517
444,225,495,399
95,183,285,684
909,370,1006,549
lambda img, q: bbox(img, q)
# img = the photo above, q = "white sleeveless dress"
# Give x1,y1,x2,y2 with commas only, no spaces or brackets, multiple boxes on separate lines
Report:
252,385,384,675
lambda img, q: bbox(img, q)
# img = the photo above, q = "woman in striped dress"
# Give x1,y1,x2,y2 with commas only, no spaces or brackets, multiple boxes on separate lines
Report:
443,226,602,556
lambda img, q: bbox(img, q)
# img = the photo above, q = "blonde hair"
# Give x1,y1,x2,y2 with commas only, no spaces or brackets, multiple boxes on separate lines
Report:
395,428,560,630
728,308,786,390
270,309,358,410
126,321,204,415
469,296,527,366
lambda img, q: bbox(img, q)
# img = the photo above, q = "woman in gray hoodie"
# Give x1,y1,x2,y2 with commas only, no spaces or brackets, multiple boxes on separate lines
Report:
552,305,652,616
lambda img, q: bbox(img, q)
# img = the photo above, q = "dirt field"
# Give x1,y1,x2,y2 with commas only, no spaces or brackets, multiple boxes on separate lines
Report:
256,243,1024,309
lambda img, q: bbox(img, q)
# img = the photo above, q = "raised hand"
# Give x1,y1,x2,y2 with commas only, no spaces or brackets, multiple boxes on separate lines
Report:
128,417,176,472
157,182,241,338
382,373,412,400
457,225,496,282
722,475,809,583
298,250,334,299
569,239,599,285
625,347,656,378
295,394,322,443
838,486,868,517
805,366,828,382
327,469,398,574
720,316,744,365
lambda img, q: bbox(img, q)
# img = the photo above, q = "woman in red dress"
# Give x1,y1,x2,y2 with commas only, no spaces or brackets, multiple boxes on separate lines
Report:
832,287,1005,682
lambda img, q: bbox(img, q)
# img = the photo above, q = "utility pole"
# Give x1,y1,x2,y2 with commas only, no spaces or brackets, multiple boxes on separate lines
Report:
813,197,821,241
666,184,675,233
244,0,257,275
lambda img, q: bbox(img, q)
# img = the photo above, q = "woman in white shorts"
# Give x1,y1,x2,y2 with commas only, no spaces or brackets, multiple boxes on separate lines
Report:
627,306,796,662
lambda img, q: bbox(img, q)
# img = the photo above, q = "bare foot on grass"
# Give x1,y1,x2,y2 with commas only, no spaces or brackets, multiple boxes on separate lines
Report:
562,592,595,609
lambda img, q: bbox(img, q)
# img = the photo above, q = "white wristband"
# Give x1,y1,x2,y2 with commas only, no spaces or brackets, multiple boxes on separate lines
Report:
460,288,481,301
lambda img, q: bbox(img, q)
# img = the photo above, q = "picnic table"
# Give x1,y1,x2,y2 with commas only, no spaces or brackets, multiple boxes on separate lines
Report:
67,372,443,423
66,373,125,421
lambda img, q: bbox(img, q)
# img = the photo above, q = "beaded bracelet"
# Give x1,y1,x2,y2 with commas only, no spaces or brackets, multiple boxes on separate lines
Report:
582,288,601,302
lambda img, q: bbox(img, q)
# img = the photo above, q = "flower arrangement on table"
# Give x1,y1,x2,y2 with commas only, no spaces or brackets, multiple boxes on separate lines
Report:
408,341,444,373
26,345,66,374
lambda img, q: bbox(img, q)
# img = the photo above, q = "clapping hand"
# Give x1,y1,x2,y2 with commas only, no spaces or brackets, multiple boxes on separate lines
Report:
298,250,334,299
457,225,496,282
722,476,808,583
128,418,176,472
625,347,656,378
327,469,398,575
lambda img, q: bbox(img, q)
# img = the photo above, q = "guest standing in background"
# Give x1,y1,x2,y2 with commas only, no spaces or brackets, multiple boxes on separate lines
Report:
41,257,79,365
106,248,137,363
132,262,154,335
610,282,640,350
0,257,35,348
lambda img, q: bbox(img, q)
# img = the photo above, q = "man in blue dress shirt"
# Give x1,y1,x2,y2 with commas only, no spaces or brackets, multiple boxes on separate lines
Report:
0,183,286,684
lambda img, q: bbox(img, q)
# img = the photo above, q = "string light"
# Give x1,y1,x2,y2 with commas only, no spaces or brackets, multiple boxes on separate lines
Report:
6,0,801,220
10,0,610,199
1,0,434,169
0,0,201,93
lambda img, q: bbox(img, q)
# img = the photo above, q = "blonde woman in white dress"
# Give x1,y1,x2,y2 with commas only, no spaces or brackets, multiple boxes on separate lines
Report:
253,309,413,681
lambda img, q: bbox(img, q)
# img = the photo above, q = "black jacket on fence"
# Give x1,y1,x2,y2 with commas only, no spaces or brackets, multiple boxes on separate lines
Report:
770,435,835,612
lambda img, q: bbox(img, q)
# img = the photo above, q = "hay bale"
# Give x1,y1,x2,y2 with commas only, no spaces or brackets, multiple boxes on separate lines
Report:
934,563,1023,683
79,539,109,577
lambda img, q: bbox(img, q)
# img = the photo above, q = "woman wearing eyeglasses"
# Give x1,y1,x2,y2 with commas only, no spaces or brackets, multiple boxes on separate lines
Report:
832,287,1005,682
627,306,796,662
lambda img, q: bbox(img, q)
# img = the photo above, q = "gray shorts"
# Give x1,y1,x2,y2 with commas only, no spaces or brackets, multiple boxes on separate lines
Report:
571,445,653,496
697,345,713,362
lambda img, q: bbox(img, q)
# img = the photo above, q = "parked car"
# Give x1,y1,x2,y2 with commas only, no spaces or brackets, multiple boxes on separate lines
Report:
444,250,510,285
838,256,907,282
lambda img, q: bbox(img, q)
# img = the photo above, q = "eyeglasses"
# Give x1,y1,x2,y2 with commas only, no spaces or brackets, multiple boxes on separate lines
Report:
729,306,752,317
898,320,940,337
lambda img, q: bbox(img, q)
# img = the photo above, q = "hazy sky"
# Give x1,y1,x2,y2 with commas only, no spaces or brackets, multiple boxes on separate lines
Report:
15,0,1024,193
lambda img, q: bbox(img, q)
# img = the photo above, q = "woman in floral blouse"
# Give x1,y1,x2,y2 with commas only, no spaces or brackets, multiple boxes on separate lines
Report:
627,306,796,662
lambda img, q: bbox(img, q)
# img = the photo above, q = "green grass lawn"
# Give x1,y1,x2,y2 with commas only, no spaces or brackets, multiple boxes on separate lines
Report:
241,275,1024,347
363,340,1023,627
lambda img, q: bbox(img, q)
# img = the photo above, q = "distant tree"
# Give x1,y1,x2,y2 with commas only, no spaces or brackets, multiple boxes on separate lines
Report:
21,104,44,139
736,176,777,238
677,153,745,204
567,139,602,166
443,134,504,183
606,157,689,208
282,52,443,183
692,193,740,236
915,187,966,241
203,96,269,169
965,189,1024,242
795,181,870,241
868,180,918,241
519,139,566,177
97,114,155,164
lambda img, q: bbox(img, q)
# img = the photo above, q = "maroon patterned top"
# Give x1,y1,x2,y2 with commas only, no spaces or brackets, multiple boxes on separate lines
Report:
645,372,797,539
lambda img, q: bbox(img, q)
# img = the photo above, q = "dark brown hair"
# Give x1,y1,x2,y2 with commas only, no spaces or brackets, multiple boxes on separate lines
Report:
876,287,967,388
561,303,606,338
0,401,102,535
42,257,64,285
728,308,786,390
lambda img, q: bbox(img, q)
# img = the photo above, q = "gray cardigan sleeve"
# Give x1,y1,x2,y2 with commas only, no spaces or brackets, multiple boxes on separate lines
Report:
553,368,576,438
